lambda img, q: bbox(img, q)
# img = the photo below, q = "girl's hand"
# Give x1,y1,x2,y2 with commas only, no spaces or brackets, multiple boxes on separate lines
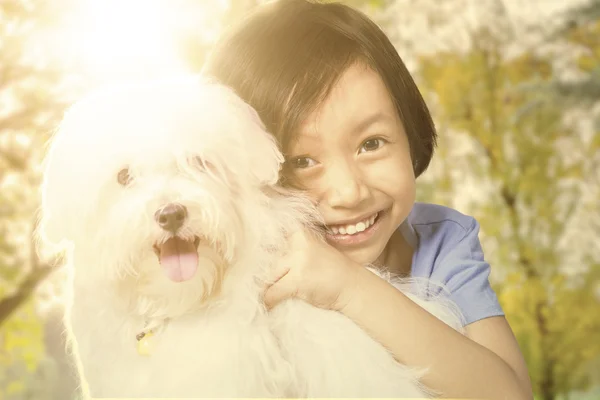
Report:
263,229,363,311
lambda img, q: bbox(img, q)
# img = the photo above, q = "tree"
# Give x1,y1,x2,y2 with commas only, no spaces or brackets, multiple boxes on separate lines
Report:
417,15,600,400
533,0,600,111
0,1,74,398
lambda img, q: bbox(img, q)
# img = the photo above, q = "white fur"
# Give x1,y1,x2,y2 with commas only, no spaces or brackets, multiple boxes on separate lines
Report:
37,76,465,399
273,271,466,397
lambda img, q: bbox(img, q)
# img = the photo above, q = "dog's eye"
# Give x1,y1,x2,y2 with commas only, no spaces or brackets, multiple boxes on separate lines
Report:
117,168,133,186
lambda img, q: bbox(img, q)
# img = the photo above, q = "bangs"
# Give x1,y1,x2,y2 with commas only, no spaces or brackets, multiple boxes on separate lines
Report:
273,31,365,187
276,34,362,153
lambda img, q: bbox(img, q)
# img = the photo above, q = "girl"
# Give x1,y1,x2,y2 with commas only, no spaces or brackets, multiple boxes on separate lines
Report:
204,0,533,398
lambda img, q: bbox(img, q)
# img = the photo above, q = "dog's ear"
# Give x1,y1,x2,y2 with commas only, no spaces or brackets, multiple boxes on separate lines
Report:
202,79,284,187
36,114,83,249
37,146,75,248
34,207,71,262
243,104,285,187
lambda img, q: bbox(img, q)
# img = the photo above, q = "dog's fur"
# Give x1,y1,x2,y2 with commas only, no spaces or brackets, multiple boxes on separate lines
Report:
37,76,465,398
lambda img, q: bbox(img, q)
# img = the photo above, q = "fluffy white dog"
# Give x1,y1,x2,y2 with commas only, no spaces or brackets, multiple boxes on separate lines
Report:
37,76,465,399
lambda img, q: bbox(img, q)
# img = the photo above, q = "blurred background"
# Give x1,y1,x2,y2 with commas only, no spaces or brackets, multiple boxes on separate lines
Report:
0,0,598,399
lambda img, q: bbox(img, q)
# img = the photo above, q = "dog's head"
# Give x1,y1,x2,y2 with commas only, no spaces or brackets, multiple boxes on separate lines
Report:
38,76,285,317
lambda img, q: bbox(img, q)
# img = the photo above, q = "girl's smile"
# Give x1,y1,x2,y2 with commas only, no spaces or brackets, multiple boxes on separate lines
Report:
325,209,385,246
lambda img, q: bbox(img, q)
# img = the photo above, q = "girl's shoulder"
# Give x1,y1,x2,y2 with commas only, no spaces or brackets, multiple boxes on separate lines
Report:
401,202,477,254
402,202,504,325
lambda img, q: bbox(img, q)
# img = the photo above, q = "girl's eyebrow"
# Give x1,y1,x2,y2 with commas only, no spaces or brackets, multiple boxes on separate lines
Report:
287,133,320,156
350,111,392,136
296,111,392,141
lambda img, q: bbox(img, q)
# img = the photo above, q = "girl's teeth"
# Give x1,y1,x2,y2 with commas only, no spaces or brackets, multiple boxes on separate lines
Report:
328,213,379,236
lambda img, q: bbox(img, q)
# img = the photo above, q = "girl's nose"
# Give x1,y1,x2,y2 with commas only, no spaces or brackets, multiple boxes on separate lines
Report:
323,161,370,209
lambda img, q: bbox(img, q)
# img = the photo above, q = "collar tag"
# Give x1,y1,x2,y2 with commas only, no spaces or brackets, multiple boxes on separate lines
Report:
136,330,154,356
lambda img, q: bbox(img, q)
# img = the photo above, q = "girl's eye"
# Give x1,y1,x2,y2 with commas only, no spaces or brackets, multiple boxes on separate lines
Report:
359,138,386,153
288,157,317,169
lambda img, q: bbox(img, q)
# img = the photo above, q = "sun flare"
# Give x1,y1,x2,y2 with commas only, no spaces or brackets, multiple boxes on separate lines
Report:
50,0,227,81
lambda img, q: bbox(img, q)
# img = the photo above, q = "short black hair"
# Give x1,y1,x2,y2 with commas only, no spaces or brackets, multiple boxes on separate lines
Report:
204,0,437,177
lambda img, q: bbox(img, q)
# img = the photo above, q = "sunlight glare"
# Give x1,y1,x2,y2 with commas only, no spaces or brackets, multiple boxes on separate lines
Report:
57,0,219,81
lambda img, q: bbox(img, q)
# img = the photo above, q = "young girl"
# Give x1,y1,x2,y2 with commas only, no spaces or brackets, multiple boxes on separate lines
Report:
204,0,533,398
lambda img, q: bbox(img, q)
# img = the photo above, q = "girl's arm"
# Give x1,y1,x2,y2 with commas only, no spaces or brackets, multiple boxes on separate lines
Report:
264,229,533,400
339,267,533,400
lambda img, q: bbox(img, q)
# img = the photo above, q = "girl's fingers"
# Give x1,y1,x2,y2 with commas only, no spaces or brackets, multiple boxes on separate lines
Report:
263,275,297,310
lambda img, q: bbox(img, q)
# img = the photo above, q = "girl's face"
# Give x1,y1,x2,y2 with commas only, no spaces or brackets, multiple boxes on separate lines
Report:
286,63,416,266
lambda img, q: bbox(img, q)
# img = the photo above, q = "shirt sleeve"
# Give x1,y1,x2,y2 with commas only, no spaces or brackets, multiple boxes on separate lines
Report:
431,217,505,326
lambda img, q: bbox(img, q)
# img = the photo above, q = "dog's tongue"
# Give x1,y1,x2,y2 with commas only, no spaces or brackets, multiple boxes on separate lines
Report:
159,237,198,282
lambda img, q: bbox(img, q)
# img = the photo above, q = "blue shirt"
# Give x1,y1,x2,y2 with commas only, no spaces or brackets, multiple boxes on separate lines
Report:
399,202,505,326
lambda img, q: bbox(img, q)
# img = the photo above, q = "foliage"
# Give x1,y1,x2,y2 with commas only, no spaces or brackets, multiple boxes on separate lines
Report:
0,298,58,400
0,1,75,397
417,13,600,400
519,0,600,122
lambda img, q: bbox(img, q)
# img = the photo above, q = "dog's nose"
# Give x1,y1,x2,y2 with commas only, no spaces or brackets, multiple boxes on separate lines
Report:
155,203,187,232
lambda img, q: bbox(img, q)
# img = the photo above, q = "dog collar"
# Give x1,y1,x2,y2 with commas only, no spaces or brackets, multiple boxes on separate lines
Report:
136,330,154,356
136,318,169,356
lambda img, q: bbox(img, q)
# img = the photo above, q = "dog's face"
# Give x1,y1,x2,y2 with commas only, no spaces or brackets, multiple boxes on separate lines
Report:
39,77,284,316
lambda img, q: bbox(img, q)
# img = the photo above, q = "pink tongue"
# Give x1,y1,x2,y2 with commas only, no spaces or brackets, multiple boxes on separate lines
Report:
159,237,198,282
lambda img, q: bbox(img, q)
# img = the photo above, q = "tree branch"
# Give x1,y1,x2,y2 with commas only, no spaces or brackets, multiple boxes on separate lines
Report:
0,263,55,327
0,217,61,327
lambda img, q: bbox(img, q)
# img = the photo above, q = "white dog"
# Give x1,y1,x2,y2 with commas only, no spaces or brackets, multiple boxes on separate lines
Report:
37,76,465,399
